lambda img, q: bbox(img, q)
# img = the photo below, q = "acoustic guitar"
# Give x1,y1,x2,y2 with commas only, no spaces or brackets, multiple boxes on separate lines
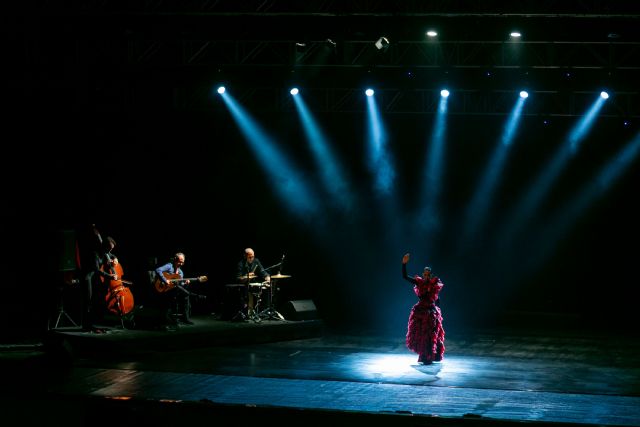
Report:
154,271,208,293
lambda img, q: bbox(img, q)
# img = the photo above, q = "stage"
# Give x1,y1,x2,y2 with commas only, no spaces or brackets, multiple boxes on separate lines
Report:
1,315,638,427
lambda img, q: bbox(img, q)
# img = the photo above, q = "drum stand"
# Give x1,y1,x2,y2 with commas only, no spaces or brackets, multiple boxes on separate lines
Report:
258,280,285,321
231,283,262,323
247,283,265,323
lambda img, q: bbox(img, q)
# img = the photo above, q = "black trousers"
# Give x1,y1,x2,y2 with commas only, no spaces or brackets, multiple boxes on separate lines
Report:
159,290,191,324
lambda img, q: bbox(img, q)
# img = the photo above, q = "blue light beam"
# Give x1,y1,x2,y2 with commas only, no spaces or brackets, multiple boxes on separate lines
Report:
293,94,354,213
526,131,640,274
417,94,449,232
366,94,395,195
497,93,607,248
460,95,526,247
219,90,320,220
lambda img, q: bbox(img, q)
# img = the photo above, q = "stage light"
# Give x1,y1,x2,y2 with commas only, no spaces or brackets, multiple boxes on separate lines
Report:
520,91,529,99
374,37,390,50
600,91,610,99
290,88,299,96
426,30,438,37
217,86,225,94
365,88,375,97
440,89,450,98
510,31,522,38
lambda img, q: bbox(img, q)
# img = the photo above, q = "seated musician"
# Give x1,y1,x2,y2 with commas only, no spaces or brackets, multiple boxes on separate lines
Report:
155,252,193,329
236,248,270,317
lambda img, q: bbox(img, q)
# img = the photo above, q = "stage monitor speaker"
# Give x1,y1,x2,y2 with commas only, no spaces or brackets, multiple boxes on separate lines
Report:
284,299,318,320
57,229,77,272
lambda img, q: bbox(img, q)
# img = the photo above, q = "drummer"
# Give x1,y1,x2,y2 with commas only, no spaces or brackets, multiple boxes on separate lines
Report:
236,248,270,315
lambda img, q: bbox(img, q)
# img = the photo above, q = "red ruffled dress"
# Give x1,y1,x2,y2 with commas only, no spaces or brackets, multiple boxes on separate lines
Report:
404,267,445,364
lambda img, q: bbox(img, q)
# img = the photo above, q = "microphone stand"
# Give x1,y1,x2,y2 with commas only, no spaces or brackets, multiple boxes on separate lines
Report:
263,261,283,273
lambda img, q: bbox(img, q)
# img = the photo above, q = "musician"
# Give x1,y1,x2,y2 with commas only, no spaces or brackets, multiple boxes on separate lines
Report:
76,224,118,333
155,252,193,329
236,248,270,317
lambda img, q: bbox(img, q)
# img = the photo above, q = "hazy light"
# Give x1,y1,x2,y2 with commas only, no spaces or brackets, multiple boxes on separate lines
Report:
510,32,522,38
426,30,438,37
417,93,448,234
459,94,526,248
217,86,225,94
218,91,319,219
365,88,375,97
520,91,529,99
366,94,395,195
293,94,354,213
290,88,299,95
440,89,450,98
600,91,609,99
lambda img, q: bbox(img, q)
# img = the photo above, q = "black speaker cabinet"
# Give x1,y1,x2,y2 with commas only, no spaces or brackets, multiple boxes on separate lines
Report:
57,229,77,272
284,299,318,320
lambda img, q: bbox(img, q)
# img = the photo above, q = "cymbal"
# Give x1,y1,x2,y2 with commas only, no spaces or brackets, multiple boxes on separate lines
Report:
270,274,291,279
237,273,257,280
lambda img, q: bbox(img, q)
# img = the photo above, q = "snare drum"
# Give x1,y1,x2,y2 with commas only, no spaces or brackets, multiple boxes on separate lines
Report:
249,282,270,292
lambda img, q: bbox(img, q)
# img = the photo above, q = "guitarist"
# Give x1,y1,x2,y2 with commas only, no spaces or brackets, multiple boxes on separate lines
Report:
154,252,193,329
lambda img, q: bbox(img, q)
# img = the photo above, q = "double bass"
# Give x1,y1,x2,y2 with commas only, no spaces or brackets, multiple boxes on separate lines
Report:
101,253,135,317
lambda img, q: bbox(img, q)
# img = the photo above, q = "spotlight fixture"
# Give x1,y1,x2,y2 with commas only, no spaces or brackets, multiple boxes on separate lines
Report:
440,89,450,98
600,91,610,99
290,88,299,96
365,88,375,97
426,30,438,37
217,86,225,94
520,91,529,99
374,37,390,50
295,42,307,60
510,31,522,38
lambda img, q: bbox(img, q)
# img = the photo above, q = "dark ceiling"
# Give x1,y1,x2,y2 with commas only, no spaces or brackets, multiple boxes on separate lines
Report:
8,1,640,116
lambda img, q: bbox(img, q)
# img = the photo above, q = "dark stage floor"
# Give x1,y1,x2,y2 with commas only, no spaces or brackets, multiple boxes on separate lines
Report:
1,315,639,427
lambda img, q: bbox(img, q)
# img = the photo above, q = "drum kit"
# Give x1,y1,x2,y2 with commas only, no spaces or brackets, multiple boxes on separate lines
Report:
226,273,292,322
